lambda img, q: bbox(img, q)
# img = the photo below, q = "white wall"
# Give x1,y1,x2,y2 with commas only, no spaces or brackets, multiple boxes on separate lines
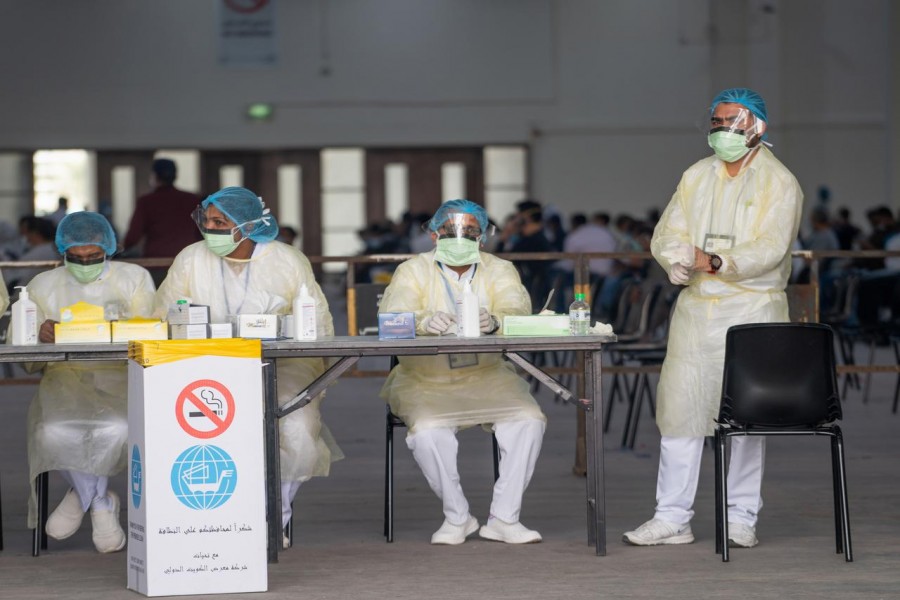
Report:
0,0,893,226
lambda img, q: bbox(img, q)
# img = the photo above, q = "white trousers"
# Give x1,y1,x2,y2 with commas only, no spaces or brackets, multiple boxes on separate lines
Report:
653,435,765,527
281,480,303,529
406,418,545,525
60,470,113,512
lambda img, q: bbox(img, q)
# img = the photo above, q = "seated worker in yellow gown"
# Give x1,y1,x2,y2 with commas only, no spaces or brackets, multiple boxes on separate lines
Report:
19,212,156,553
153,186,341,549
379,199,546,545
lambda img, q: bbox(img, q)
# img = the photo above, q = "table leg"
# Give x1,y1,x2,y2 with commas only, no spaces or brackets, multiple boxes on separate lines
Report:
264,361,281,564
584,349,606,556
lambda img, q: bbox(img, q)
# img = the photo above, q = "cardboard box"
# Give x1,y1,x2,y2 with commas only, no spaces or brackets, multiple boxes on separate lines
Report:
166,304,210,325
55,321,111,343
127,340,266,596
169,324,209,340
207,323,233,339
502,315,572,337
378,312,416,340
234,314,278,339
112,320,168,343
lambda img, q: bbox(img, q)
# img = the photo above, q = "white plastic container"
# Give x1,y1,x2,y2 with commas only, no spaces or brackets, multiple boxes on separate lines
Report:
11,285,38,345
293,284,317,341
456,280,480,338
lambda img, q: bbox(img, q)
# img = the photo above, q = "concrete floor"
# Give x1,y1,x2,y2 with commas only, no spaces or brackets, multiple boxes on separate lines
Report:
0,341,898,600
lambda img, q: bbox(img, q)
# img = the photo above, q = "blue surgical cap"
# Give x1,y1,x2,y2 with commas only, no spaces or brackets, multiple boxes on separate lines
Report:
711,88,768,139
202,186,279,243
429,199,489,234
55,211,117,255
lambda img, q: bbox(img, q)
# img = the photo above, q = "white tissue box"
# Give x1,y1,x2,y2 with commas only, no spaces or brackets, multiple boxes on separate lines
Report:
235,314,278,339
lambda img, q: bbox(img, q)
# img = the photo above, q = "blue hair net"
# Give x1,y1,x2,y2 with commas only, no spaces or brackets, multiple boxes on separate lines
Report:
429,199,488,234
55,211,117,255
711,88,768,139
202,186,279,243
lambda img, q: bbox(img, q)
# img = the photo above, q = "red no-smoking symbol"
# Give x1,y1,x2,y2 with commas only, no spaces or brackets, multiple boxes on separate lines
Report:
175,379,236,439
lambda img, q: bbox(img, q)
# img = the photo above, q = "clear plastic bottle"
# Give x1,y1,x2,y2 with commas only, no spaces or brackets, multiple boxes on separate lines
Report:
456,279,480,338
569,293,590,336
293,284,317,341
11,285,38,345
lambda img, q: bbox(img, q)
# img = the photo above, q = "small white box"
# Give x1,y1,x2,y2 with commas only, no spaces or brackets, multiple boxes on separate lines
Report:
235,314,278,339
166,304,210,325
207,323,233,339
168,324,209,340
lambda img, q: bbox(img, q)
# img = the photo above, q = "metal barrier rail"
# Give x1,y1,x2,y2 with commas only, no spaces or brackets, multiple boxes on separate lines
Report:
1,249,898,386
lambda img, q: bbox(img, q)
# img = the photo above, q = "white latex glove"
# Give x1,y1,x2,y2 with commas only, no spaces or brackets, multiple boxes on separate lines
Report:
423,311,456,334
669,263,690,286
661,241,695,268
479,307,495,333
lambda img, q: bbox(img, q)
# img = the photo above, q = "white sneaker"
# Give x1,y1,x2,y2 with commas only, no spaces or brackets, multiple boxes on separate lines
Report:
282,534,291,549
90,491,126,553
431,515,479,545
478,518,542,544
623,518,694,546
46,488,86,540
728,522,759,548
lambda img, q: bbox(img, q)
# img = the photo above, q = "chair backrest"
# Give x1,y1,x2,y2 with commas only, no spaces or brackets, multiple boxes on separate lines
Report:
612,279,662,342
719,323,841,427
354,283,388,335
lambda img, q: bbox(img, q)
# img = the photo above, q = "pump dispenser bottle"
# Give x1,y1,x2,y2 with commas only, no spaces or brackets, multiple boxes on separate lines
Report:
293,284,318,341
457,280,480,338
11,285,38,345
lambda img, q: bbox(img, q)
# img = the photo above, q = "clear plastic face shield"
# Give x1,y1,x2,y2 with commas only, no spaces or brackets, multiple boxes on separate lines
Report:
192,204,240,238
429,212,495,243
703,104,770,163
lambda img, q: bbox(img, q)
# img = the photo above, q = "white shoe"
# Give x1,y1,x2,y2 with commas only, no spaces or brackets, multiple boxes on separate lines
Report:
728,522,759,548
90,491,126,553
623,518,694,546
46,488,86,540
431,516,479,545
479,518,542,544
282,534,291,550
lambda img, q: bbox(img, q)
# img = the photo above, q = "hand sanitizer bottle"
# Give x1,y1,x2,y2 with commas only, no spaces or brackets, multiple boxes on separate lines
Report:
293,284,317,341
11,285,38,345
457,280,481,338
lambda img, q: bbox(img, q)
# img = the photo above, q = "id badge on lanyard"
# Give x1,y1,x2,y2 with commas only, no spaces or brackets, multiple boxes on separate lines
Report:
703,234,735,254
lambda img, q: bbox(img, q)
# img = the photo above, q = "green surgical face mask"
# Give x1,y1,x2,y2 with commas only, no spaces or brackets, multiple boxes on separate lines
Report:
65,259,105,283
203,231,241,257
707,130,752,163
435,237,481,267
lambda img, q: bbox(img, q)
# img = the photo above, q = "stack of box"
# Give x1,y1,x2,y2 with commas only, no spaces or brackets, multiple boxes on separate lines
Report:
167,302,233,339
55,301,112,343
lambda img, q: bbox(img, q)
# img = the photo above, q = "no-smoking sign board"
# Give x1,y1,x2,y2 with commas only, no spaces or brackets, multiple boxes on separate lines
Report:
175,379,236,439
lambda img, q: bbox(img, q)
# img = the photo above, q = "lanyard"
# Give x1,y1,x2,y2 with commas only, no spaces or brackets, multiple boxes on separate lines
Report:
437,262,476,311
220,260,252,315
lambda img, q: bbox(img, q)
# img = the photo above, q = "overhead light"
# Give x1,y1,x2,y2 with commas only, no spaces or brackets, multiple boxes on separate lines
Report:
246,103,274,121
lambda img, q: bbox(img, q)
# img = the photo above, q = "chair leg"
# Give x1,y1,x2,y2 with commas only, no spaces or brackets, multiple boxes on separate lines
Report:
716,431,730,562
603,370,622,433
862,338,875,404
893,338,900,414
385,413,394,543
830,435,843,554
619,374,639,448
0,470,4,551
833,428,853,562
33,472,49,557
491,434,501,482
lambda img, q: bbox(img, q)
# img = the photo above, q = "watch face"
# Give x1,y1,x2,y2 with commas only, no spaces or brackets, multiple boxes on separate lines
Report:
711,255,722,270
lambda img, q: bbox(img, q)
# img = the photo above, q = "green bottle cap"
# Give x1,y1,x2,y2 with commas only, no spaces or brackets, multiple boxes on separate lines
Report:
575,293,585,301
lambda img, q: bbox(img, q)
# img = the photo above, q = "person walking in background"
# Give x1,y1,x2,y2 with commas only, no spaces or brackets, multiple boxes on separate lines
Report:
123,158,201,286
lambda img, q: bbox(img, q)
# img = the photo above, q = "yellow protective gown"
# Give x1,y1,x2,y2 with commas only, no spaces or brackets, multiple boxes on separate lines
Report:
378,250,546,433
20,262,156,527
154,241,342,482
651,147,803,437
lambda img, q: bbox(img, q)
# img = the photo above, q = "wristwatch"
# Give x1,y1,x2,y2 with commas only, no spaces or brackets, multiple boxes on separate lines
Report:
708,253,723,273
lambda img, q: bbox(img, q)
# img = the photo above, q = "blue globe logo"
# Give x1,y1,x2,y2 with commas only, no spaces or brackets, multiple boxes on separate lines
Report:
131,445,143,509
170,445,238,510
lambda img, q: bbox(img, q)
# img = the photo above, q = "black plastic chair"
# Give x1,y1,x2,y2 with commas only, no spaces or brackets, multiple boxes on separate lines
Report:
384,355,501,542
713,322,852,562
